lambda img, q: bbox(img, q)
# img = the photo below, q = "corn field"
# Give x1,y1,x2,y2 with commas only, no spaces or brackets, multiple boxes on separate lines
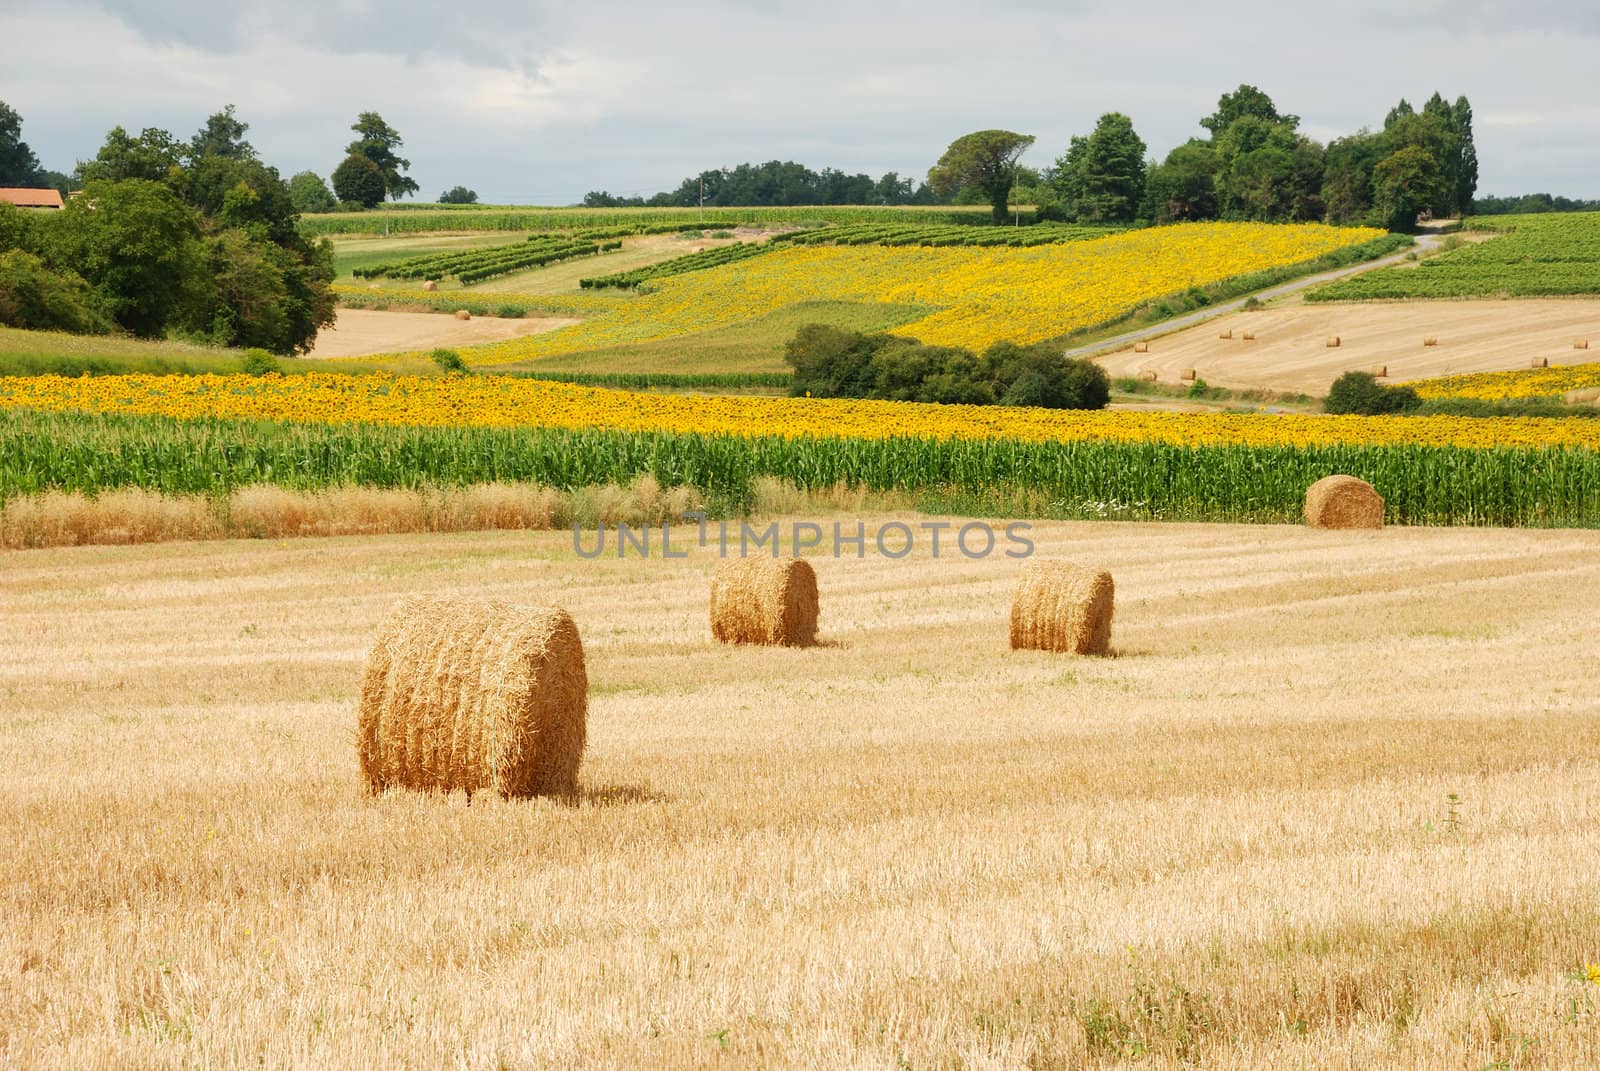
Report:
2,409,1596,526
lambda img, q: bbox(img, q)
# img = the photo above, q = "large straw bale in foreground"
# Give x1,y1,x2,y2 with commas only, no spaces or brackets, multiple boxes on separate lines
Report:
1304,475,1385,530
358,596,587,798
710,557,818,646
1010,563,1114,656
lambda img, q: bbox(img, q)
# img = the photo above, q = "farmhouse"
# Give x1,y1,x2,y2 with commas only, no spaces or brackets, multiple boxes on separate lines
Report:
0,186,65,210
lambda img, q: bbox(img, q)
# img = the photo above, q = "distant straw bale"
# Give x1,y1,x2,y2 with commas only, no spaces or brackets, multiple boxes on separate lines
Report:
1304,475,1384,530
358,596,587,798
710,557,818,646
1009,562,1114,656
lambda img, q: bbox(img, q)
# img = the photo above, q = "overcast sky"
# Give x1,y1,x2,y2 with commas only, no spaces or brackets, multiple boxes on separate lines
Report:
2,0,1597,203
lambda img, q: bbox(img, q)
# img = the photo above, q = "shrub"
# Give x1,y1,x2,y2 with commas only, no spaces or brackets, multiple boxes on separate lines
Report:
787,326,1109,409
240,349,278,375
431,348,467,373
0,250,113,334
1325,371,1423,415
494,304,524,319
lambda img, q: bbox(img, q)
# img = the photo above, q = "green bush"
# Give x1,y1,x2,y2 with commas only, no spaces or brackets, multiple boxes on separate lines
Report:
0,250,114,334
786,326,1110,409
430,348,467,373
240,349,278,375
1325,371,1423,415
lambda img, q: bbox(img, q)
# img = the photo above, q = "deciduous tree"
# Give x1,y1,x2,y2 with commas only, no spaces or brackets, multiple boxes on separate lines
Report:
927,130,1036,223
345,112,419,201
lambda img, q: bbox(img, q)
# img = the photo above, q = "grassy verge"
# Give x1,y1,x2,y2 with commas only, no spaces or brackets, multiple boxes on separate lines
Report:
3,407,1597,527
496,300,933,375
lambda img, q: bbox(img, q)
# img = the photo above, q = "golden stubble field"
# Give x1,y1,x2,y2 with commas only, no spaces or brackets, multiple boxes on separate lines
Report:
1097,298,1600,396
3,517,1599,1069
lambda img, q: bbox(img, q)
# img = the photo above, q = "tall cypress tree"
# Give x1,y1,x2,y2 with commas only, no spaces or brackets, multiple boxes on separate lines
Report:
1452,96,1479,215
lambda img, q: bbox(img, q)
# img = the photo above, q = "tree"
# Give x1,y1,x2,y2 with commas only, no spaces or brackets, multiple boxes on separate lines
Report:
0,100,42,185
1321,131,1386,225
1384,99,1415,131
438,185,478,204
1372,145,1449,231
0,250,111,333
77,126,185,186
345,112,418,201
41,178,208,337
927,130,1036,223
1142,140,1218,222
190,105,255,161
1452,96,1479,214
1201,85,1296,136
873,171,914,205
332,153,386,208
289,171,337,214
985,341,1110,410
1052,112,1147,223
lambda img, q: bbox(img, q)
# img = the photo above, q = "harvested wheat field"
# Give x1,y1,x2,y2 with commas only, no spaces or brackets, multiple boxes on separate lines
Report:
305,308,580,358
1099,298,1600,395
3,519,1600,1069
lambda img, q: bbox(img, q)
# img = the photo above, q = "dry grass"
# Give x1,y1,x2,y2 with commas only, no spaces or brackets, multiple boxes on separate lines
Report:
0,478,706,550
359,596,587,798
3,518,1600,1068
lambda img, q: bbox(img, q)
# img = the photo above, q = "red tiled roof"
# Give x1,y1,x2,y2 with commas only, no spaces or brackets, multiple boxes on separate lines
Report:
0,187,65,209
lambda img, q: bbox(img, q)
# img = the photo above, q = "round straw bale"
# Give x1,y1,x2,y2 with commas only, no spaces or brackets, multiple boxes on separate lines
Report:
454,309,472,321
1532,357,1549,369
422,280,439,292
710,557,818,646
1133,341,1149,353
1423,336,1437,347
1180,368,1197,381
357,596,587,798
1564,387,1600,405
1137,370,1158,382
1326,336,1341,348
1242,331,1256,341
1010,562,1114,656
1304,475,1384,530
1369,365,1388,378
1576,339,1590,350
1218,329,1233,340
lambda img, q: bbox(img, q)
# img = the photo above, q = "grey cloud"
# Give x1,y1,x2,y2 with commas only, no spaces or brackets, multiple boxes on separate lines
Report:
3,0,1599,201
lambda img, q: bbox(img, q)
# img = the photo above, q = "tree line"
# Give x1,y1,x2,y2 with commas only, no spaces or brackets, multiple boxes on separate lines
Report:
1025,84,1478,231
0,104,334,352
583,161,945,209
